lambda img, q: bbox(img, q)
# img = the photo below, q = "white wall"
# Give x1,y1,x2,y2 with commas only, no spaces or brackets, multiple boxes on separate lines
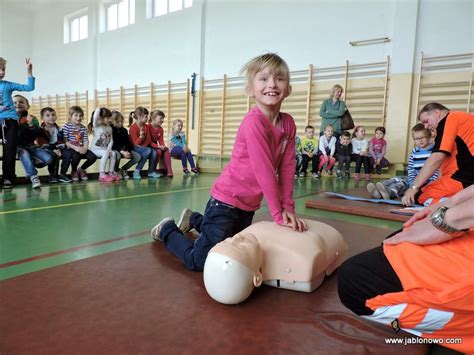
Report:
0,0,34,95
2,0,473,96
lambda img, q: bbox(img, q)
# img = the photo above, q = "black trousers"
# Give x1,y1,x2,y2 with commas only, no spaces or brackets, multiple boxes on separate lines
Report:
351,153,371,174
64,149,97,172
301,154,319,173
1,119,19,180
337,154,351,172
337,243,403,316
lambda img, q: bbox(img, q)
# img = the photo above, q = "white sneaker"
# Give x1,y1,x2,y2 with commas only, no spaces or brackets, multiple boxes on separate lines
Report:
376,182,391,200
31,176,41,189
177,208,193,233
366,182,382,199
151,217,175,242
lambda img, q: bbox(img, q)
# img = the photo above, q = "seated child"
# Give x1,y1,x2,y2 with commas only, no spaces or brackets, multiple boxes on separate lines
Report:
149,110,173,177
368,127,389,174
111,110,140,180
62,106,97,182
318,124,336,175
295,135,302,177
14,95,53,188
88,107,118,182
37,107,71,183
351,125,370,181
335,131,352,179
169,119,198,175
367,123,440,199
299,125,319,178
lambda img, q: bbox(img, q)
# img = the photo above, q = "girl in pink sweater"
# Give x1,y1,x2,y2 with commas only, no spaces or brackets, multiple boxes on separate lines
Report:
151,53,307,271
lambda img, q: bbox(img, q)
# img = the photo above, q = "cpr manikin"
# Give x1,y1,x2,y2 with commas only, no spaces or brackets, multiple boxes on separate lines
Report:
203,220,349,304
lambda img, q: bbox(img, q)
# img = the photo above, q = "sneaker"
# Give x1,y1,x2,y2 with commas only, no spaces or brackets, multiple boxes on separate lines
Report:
312,172,321,178
365,174,371,181
177,208,193,233
298,172,306,178
376,182,391,200
31,175,41,189
344,172,350,179
48,176,59,184
78,169,88,181
354,173,361,182
183,168,191,175
148,172,161,179
3,179,13,189
367,182,382,199
151,217,175,242
191,168,200,175
326,170,333,176
167,174,174,178
133,171,142,180
99,174,115,182
119,169,130,180
336,171,342,179
376,167,382,175
58,174,72,183
110,172,121,181
71,171,79,182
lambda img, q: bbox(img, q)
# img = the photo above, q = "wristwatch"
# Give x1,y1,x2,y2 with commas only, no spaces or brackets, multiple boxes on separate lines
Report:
430,206,468,237
410,185,418,191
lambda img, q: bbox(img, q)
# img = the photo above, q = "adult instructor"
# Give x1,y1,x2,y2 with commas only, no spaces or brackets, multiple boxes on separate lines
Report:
319,84,346,138
402,103,474,206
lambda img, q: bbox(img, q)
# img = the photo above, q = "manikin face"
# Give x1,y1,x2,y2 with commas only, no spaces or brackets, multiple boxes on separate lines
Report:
42,110,57,125
340,135,350,146
305,128,314,139
70,112,83,125
247,67,291,113
375,130,384,139
13,96,29,113
419,111,440,132
412,131,431,149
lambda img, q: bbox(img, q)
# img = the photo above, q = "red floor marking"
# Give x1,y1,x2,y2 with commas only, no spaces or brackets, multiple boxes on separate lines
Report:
0,229,150,269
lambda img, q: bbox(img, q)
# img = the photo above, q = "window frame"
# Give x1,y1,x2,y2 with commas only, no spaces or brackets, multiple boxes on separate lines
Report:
64,8,89,44
104,0,135,32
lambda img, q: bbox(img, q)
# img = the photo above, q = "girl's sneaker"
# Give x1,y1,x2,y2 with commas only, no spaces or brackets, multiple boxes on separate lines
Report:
133,171,141,180
183,168,191,175
119,169,130,180
354,173,361,181
99,174,115,182
110,172,121,181
78,169,88,181
326,170,333,175
58,174,72,183
365,174,371,181
191,168,200,175
31,175,41,189
71,171,80,182
312,172,321,178
148,172,161,179
336,170,342,179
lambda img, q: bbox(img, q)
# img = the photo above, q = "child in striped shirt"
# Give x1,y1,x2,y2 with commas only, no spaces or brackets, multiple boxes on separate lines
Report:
367,124,439,199
62,106,97,182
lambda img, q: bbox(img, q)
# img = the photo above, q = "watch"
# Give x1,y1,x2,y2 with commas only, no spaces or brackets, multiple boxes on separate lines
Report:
430,206,468,237
410,185,418,191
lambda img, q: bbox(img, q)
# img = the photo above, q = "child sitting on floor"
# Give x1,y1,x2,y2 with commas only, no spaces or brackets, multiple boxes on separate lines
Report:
299,125,319,178
335,131,352,179
351,125,371,181
169,119,198,175
368,127,389,175
367,123,440,199
318,124,337,175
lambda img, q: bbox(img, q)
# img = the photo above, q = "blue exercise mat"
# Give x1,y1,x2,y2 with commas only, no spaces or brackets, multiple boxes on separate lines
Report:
325,192,423,207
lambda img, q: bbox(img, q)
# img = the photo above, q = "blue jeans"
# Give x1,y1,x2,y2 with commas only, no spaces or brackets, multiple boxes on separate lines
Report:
170,146,195,169
162,198,255,271
133,146,157,172
17,145,53,178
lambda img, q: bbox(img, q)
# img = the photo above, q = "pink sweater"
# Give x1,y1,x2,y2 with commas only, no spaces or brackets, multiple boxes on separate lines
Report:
211,106,296,224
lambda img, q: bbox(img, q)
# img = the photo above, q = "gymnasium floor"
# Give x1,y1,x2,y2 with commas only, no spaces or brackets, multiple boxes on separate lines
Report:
0,174,402,281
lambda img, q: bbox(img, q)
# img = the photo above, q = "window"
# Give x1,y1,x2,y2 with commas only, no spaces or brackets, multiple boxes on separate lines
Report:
64,10,88,44
106,0,135,31
152,0,192,17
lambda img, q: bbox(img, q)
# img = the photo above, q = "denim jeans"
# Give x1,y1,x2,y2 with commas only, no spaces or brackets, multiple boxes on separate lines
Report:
162,198,255,271
17,145,53,178
114,150,141,171
382,177,409,198
133,146,157,172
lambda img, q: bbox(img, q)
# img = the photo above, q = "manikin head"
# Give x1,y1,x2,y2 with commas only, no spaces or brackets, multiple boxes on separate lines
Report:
203,233,263,305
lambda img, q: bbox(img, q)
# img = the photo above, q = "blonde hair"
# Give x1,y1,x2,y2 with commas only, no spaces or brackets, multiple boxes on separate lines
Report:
0,57,6,67
330,84,344,98
172,119,183,133
240,53,290,85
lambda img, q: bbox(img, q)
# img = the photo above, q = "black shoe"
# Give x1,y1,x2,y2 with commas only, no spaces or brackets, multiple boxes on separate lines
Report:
58,174,72,183
3,179,13,189
49,176,59,184
344,172,350,179
376,167,382,175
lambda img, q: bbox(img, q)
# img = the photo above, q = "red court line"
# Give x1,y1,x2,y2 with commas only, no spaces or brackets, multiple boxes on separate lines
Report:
0,229,150,269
